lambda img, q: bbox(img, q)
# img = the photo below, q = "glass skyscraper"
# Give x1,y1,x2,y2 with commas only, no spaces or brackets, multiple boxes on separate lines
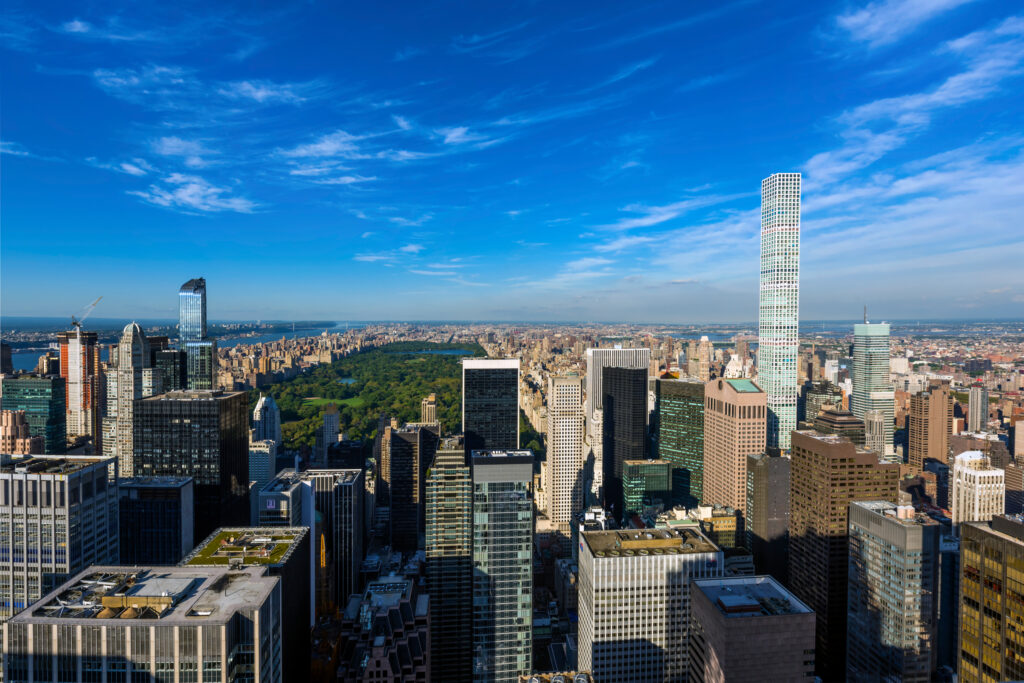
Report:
179,278,216,390
653,378,704,506
758,172,801,450
462,359,520,454
852,322,895,460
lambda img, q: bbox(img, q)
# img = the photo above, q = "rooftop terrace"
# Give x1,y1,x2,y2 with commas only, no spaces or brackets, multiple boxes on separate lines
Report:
182,527,307,567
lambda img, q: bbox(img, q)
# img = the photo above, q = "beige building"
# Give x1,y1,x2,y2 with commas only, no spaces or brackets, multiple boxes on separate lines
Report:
703,379,766,510
908,380,953,470
0,410,43,454
951,451,1004,531
547,376,585,534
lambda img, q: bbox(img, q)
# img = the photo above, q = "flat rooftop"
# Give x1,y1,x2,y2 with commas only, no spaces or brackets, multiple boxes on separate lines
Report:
463,358,519,368
582,528,718,557
693,575,812,618
119,476,193,488
11,566,277,624
472,450,534,462
182,527,307,567
724,379,762,393
140,390,243,401
1,455,113,476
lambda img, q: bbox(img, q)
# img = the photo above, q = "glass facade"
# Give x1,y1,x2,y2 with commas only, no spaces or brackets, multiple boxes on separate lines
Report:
852,323,895,460
601,366,647,515
1,375,66,454
653,378,704,506
178,278,207,344
462,360,520,454
621,459,672,520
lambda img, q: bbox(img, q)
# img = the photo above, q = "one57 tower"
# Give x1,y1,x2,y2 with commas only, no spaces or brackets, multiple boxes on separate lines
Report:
758,173,801,450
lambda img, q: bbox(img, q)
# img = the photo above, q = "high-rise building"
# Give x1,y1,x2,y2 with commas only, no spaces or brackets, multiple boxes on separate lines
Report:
958,515,1024,682
0,455,119,622
305,468,364,612
703,378,766,511
315,403,340,463
851,322,895,460
578,527,723,682
57,328,102,450
799,380,843,423
0,374,66,454
788,430,899,681
758,172,801,451
462,359,520,454
421,392,438,423
2,565,283,683
584,347,651,430
252,392,283,447
133,389,249,541
118,476,194,565
381,421,438,551
951,451,1005,530
546,376,584,534
745,452,789,584
696,335,713,381
812,405,865,446
847,501,941,682
909,380,954,470
601,366,647,514
102,322,160,474
472,450,534,682
248,438,277,498
652,378,705,507
621,459,673,520
426,447,473,683
179,277,217,390
0,410,43,454
689,575,815,683
0,342,11,375
183,527,311,683
153,347,187,392
967,385,989,433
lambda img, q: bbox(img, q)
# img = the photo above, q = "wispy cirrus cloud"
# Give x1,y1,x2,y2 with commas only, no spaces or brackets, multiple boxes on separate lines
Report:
58,17,156,42
579,57,659,93
390,215,433,227
151,136,216,168
353,253,396,262
836,0,977,48
410,269,456,276
393,46,425,62
313,175,376,185
451,21,530,53
599,193,750,231
128,173,256,213
1,140,32,157
399,243,426,253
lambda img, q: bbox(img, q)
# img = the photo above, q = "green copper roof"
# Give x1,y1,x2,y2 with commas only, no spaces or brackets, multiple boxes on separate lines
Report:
724,379,762,393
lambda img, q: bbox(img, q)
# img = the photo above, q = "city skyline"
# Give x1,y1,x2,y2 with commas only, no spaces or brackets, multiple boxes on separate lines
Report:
3,2,1023,321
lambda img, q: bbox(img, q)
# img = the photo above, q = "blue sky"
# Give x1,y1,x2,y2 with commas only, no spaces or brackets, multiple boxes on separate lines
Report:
2,1,1022,322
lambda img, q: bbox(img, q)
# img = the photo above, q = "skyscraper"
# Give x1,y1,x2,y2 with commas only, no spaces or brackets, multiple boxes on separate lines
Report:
57,328,102,450
304,468,364,612
863,409,886,457
847,501,941,681
426,447,473,683
788,430,899,681
652,378,705,507
601,366,647,515
546,375,584,534
252,392,283,447
584,347,650,435
472,450,533,682
118,476,195,565
0,410,43,454
745,452,789,584
851,322,895,460
421,392,438,423
951,451,1005,530
179,277,217,390
967,384,989,433
102,322,160,474
0,375,65,454
462,358,520,454
315,402,340,463
703,378,766,511
909,380,954,470
621,459,672,520
758,172,801,451
381,421,433,551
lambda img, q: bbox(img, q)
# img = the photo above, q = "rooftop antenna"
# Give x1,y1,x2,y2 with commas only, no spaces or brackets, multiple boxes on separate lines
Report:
71,296,103,329
863,305,868,324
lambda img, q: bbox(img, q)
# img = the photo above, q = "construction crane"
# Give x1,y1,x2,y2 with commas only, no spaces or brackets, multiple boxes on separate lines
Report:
71,296,103,329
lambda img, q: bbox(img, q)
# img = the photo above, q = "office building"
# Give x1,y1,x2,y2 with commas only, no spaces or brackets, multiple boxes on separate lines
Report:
421,392,437,423
584,347,651,433
519,675,593,683
335,577,430,682
133,390,249,541
958,515,1024,682
0,342,11,375
745,452,789,583
601,366,647,514
315,403,340,463
0,455,118,622
426,448,473,683
547,376,585,534
102,322,160,474
851,322,895,460
653,378,705,507
909,380,954,470
183,527,311,683
185,340,217,390
179,277,217,391
799,380,843,422
812,405,865,446
462,358,520,454
788,430,899,681
967,385,989,433
758,172,801,450
248,438,277,495
578,527,723,682
951,451,1005,529
258,468,313,526
689,575,815,683
118,476,194,565
863,409,886,459
252,392,282,447
847,501,941,682
1,565,282,682
472,451,534,682
621,459,673,520
57,328,102,450
381,421,436,551
0,374,66,454
153,347,187,392
703,378,766,511
1,410,43,454
305,468,364,612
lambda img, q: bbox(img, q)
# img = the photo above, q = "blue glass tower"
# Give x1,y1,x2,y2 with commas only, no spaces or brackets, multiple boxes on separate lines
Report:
178,278,215,390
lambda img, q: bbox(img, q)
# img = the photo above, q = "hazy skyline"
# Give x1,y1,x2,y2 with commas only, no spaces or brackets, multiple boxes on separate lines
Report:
2,1,1022,322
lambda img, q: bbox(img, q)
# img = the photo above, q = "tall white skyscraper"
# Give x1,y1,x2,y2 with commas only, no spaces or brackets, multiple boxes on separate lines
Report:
968,385,989,433
852,322,896,460
252,393,283,447
951,451,1004,532
546,375,585,534
102,322,161,476
758,172,801,450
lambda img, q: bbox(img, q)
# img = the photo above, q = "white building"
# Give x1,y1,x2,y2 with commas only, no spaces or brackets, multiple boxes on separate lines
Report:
968,385,989,433
758,172,801,450
102,323,161,476
252,393,282,447
852,322,896,460
951,451,1004,531
578,528,723,682
248,439,277,494
547,376,585,534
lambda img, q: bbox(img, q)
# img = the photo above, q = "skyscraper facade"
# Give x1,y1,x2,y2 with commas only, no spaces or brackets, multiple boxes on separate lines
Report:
57,328,102,450
381,422,433,552
546,375,584,534
601,366,647,515
118,476,195,566
471,451,533,682
421,392,438,423
621,459,672,520
909,380,954,470
951,451,1005,530
758,172,801,451
703,378,766,511
0,375,66,455
745,452,790,584
788,430,899,681
968,385,989,433
252,392,283,447
102,322,159,474
305,468,364,613
584,346,650,434
462,359,520,454
179,277,217,390
653,378,705,507
0,410,44,455
851,322,895,460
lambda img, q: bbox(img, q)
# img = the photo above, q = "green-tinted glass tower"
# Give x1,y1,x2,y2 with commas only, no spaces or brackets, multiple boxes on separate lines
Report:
622,459,673,521
0,374,66,454
653,378,704,506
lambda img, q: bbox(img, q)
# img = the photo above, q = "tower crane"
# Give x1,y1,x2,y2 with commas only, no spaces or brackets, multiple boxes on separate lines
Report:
71,297,103,329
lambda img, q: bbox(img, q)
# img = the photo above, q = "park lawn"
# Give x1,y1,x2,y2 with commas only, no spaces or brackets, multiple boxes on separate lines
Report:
304,396,366,408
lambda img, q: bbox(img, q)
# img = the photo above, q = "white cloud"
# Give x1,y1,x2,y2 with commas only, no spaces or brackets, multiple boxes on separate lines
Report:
218,80,307,104
281,131,362,158
393,46,425,62
61,19,91,34
151,136,216,168
393,115,413,130
399,243,425,253
353,253,395,262
128,173,256,213
314,175,376,185
389,214,433,227
0,141,31,156
593,235,658,252
837,0,976,48
361,231,375,238
566,257,613,271
435,126,487,145
600,193,749,231
410,269,456,276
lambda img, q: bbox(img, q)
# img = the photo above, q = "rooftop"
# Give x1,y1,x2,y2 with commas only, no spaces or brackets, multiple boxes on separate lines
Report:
472,449,534,463
11,566,277,624
140,389,242,401
693,575,812,618
1,455,114,476
462,358,519,369
119,476,193,489
723,378,762,393
182,527,307,567
853,500,940,527
582,527,718,557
